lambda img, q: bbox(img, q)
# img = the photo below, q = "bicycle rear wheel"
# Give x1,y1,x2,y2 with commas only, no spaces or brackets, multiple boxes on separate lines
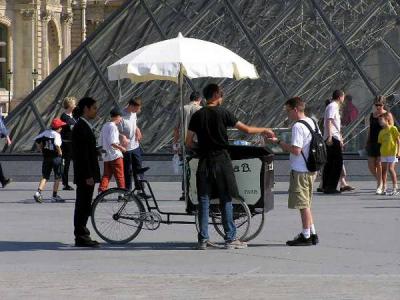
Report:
242,211,265,242
91,188,145,244
210,197,251,241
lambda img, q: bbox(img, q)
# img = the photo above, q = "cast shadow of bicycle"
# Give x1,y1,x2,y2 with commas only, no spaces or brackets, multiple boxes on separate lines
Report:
0,241,286,252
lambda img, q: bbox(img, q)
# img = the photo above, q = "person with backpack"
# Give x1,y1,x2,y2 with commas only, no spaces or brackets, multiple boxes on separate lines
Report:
33,118,66,203
268,97,320,246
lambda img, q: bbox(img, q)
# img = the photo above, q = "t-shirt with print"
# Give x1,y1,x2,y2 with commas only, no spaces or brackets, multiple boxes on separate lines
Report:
323,101,341,140
118,109,139,151
100,121,123,162
290,117,316,172
34,129,62,158
188,106,238,155
378,125,400,157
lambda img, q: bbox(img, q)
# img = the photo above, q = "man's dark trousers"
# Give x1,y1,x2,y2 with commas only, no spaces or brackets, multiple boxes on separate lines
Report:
123,147,142,191
0,163,6,184
322,137,343,192
62,142,72,186
74,183,94,238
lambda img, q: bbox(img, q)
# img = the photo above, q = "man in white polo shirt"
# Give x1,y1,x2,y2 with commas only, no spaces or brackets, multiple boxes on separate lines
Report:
118,97,143,191
322,90,345,194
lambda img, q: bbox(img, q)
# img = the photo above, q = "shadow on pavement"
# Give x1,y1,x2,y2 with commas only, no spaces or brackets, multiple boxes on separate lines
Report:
0,241,287,251
0,241,70,251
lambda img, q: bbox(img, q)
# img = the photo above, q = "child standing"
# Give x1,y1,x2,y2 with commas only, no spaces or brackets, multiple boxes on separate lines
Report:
33,118,66,203
98,108,126,193
377,112,400,195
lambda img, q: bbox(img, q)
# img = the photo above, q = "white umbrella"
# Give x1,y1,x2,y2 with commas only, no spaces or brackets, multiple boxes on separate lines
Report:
108,32,259,82
108,32,259,201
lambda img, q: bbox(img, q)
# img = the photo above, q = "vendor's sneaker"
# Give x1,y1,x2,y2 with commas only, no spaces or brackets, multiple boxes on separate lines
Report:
197,240,208,250
286,233,312,246
51,195,65,203
33,191,43,203
225,239,247,249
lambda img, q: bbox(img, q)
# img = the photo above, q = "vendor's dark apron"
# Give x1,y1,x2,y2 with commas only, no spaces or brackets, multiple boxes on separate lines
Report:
196,149,239,200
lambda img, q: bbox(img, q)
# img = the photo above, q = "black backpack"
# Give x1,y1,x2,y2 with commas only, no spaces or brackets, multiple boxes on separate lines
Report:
296,119,327,172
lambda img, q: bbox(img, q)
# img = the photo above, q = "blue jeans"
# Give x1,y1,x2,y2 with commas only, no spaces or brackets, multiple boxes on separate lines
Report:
198,193,236,242
123,147,142,191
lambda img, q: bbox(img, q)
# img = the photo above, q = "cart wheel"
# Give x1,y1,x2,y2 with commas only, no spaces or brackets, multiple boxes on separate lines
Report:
209,197,251,241
91,188,145,244
242,211,265,242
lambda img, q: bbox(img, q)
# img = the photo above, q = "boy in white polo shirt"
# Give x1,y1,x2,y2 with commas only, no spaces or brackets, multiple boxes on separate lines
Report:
269,97,319,246
98,108,126,193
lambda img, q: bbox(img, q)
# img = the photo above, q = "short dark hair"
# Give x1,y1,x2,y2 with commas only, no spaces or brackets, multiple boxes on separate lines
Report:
110,107,122,117
285,96,305,112
332,90,344,100
203,84,220,101
190,91,201,102
75,97,96,118
128,97,142,106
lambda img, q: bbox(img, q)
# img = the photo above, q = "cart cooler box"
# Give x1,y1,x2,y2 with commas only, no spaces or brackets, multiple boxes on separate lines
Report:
187,145,274,213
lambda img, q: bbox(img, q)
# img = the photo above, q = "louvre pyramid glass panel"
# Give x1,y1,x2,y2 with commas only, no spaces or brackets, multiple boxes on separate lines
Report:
3,0,400,153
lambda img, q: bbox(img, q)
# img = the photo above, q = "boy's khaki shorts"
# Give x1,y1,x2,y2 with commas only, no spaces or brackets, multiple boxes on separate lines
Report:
288,170,316,209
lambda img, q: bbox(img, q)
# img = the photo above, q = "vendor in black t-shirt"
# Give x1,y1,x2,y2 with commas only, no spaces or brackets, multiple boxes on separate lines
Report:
186,83,274,250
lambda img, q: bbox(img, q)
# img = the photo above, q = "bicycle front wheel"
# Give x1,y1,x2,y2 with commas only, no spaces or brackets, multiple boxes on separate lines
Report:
91,188,145,244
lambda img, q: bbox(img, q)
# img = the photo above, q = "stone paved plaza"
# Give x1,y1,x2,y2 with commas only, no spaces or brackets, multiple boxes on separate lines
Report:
0,181,399,299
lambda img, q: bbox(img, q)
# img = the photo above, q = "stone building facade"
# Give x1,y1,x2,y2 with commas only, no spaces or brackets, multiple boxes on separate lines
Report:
0,0,123,115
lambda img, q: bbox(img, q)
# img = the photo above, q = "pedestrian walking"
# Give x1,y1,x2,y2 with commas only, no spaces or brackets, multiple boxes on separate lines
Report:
33,118,66,203
98,108,126,193
186,83,274,250
72,97,101,247
60,96,77,191
377,112,400,195
269,97,319,246
322,90,345,194
366,96,393,195
118,97,143,191
0,116,12,188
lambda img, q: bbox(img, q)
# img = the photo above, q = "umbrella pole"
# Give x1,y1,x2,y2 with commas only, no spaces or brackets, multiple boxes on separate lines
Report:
179,68,187,204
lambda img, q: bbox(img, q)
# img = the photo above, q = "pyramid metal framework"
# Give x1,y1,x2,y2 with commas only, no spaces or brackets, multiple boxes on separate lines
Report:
3,0,400,153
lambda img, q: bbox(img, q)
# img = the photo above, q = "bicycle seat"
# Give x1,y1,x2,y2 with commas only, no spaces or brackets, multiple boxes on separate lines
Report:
137,167,150,174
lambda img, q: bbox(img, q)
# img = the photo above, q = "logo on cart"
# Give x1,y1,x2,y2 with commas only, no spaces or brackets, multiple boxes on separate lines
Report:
234,163,251,173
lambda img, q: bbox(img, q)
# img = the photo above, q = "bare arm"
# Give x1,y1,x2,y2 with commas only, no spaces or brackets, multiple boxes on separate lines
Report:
56,145,62,157
268,137,302,155
136,127,142,141
235,121,274,136
185,130,195,149
173,126,180,144
111,143,126,153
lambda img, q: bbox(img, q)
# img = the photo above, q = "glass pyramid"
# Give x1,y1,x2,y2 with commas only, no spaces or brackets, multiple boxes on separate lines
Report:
3,0,400,153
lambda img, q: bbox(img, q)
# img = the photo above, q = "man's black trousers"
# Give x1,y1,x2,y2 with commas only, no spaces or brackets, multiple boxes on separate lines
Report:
322,137,343,192
74,183,94,238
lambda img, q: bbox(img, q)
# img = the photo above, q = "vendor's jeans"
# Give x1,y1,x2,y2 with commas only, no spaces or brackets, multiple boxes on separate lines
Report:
198,194,236,242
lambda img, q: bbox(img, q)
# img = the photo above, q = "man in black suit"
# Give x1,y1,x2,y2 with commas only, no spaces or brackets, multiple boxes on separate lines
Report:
72,97,101,247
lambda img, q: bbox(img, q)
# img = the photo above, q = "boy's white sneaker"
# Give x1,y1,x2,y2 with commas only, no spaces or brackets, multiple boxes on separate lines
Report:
389,189,399,196
33,192,43,203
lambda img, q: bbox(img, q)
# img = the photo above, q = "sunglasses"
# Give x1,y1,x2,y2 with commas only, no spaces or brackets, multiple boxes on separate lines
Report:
375,103,383,107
